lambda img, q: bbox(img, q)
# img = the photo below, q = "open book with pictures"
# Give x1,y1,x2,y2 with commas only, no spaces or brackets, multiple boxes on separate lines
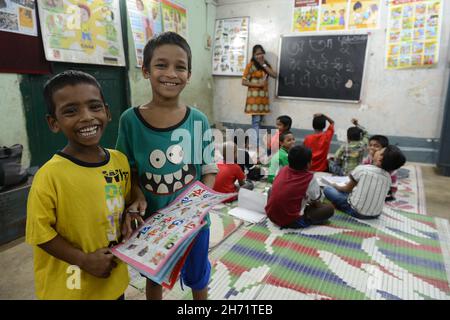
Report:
111,181,236,289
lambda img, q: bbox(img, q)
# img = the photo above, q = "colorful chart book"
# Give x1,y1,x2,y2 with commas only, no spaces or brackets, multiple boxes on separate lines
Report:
111,181,236,289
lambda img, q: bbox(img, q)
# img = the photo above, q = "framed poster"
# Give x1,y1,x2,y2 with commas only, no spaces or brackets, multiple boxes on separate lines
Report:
38,0,126,66
127,0,163,67
0,0,37,36
212,16,249,76
161,0,187,39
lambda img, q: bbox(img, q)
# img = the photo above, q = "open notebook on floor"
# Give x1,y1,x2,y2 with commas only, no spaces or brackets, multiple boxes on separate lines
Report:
320,175,350,187
228,188,268,223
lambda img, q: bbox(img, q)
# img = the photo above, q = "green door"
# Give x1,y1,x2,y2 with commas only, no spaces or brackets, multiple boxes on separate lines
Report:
21,63,129,167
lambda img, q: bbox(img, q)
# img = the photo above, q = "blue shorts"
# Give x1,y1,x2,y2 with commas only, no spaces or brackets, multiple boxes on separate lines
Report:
181,227,211,290
282,215,311,229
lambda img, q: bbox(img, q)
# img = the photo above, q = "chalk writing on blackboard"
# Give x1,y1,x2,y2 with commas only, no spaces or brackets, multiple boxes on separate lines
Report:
277,33,369,102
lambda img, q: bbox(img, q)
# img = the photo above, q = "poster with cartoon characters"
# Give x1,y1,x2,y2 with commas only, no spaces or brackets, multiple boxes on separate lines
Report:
292,0,319,32
37,0,125,66
385,0,442,69
126,0,163,67
348,0,380,29
160,0,186,39
0,0,37,36
319,0,347,31
111,181,235,287
212,17,249,76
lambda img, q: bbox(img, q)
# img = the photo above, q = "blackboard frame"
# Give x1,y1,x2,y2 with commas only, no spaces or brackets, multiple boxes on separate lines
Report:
276,31,370,103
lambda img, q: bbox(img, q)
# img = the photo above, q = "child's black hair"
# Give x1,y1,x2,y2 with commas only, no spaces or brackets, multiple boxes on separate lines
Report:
369,135,389,148
312,115,327,131
43,70,105,117
277,115,292,130
288,145,312,171
347,126,363,141
354,1,362,11
381,145,406,172
143,31,192,73
279,130,293,143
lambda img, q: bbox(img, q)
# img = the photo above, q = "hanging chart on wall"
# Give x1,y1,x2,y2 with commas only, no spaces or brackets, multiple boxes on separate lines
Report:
277,32,369,102
38,0,126,66
348,0,381,30
212,16,249,76
160,0,187,39
292,0,319,33
385,0,442,70
126,0,163,67
0,0,38,36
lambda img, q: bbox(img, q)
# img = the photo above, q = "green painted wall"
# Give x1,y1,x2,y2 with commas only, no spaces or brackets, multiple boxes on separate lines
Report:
0,74,31,168
127,0,217,121
0,0,216,169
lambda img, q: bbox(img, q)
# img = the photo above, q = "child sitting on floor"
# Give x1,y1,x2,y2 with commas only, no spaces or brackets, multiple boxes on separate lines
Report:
268,131,295,183
265,145,334,229
267,115,292,156
324,145,406,219
362,135,398,202
303,113,335,172
213,141,251,201
328,118,368,176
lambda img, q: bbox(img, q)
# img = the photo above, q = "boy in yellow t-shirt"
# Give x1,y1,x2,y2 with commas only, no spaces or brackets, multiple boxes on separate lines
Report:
26,70,141,299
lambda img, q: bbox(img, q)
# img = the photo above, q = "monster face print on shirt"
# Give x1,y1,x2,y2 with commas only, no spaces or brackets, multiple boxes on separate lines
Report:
140,143,197,195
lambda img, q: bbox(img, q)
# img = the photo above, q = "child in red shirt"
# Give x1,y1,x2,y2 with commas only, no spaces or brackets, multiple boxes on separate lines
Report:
213,142,246,201
303,113,334,172
265,145,334,229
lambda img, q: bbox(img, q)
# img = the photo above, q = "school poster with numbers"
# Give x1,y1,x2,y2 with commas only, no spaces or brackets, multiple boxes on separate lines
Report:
160,0,186,39
319,0,347,31
292,0,319,32
385,0,442,69
0,0,37,36
38,0,126,66
127,0,163,67
348,0,381,30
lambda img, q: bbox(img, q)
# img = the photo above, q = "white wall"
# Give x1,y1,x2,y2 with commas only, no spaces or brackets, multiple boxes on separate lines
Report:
213,0,450,140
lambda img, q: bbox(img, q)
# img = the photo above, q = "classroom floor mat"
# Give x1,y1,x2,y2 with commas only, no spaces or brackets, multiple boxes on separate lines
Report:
209,205,244,250
386,164,427,215
164,207,450,300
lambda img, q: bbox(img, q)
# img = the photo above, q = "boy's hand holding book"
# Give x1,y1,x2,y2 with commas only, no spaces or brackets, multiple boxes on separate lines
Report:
122,201,146,241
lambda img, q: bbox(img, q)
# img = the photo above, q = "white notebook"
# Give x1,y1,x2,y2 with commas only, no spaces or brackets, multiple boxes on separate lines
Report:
228,188,268,223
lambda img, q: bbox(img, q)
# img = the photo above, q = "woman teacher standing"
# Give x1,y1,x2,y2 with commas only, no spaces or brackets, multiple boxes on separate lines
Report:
242,44,277,147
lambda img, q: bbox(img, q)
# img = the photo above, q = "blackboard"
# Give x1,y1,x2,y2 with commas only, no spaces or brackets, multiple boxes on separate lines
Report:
276,33,369,102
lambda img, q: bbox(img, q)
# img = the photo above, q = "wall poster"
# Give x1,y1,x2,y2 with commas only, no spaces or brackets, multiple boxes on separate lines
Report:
0,0,37,36
212,17,249,76
38,0,126,66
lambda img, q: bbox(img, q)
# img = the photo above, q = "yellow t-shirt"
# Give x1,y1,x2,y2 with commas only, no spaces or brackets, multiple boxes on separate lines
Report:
26,149,131,300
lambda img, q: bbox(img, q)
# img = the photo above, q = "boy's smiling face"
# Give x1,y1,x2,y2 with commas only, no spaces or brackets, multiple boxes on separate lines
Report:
143,44,191,101
47,83,110,151
368,139,383,157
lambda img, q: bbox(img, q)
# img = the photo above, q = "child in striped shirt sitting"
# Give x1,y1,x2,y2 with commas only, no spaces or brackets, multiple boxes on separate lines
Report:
324,145,406,219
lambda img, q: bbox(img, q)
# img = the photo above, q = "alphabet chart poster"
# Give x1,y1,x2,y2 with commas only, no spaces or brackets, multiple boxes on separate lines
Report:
37,0,126,66
111,182,236,284
385,0,442,69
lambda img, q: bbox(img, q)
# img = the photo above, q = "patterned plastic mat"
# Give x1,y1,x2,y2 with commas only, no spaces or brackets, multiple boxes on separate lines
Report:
163,207,450,300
